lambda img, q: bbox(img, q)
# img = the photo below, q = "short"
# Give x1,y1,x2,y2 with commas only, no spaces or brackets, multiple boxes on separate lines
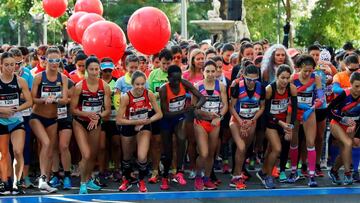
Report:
331,119,360,138
101,121,120,137
194,119,219,134
184,110,195,122
149,110,161,135
30,113,57,128
266,122,285,136
160,114,185,135
58,118,73,131
315,108,327,122
0,120,25,135
220,112,231,128
74,117,101,132
120,124,151,137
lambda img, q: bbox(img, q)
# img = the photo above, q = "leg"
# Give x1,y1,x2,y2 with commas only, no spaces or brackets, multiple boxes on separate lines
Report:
175,120,187,173
136,130,151,180
73,120,91,183
86,127,101,182
330,124,352,173
59,129,72,175
10,129,25,183
150,134,161,178
303,112,317,177
0,134,10,182
120,135,135,180
263,129,282,175
206,127,220,178
194,123,209,176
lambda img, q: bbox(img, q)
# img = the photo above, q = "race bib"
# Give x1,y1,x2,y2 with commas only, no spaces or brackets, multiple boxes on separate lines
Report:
0,93,19,108
239,102,259,118
57,106,68,119
41,86,61,98
341,116,360,125
169,95,186,112
82,100,102,113
270,98,289,114
129,108,149,120
201,96,221,113
297,92,313,106
110,109,117,121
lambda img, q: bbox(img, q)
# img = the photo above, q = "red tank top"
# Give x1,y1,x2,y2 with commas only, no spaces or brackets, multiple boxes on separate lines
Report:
269,82,290,121
78,79,105,121
166,82,186,112
125,89,152,120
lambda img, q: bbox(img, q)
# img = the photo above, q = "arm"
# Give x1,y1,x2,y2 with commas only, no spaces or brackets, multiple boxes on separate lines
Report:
182,79,206,109
219,83,228,117
314,75,325,108
148,91,163,122
57,74,68,105
100,82,111,119
327,91,347,123
332,74,344,95
289,84,298,125
16,78,33,112
31,74,46,104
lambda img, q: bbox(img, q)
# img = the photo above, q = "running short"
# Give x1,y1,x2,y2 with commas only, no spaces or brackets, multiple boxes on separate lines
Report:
101,121,120,137
74,117,101,132
58,118,72,131
120,124,151,137
194,119,220,134
160,114,185,135
266,122,285,136
331,119,360,138
30,113,57,128
315,108,327,122
0,120,24,135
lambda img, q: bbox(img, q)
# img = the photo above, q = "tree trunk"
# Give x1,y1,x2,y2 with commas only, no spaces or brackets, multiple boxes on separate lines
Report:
283,0,293,47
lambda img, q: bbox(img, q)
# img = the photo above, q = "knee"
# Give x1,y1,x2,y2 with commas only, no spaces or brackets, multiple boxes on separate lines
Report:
344,139,353,149
199,150,209,159
272,145,281,156
82,150,91,161
13,148,23,159
59,143,69,153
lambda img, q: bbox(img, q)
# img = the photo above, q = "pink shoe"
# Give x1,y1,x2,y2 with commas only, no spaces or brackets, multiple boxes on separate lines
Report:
194,177,204,191
172,172,187,185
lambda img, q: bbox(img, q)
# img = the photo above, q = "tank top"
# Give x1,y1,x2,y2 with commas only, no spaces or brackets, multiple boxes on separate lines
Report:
37,71,62,99
335,89,360,125
166,82,186,112
198,80,222,114
77,79,105,121
234,79,262,119
293,73,316,107
125,89,152,120
0,75,23,125
269,82,290,121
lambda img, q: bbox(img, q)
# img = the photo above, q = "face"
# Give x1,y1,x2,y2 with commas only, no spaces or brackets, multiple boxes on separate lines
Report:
152,57,160,69
2,57,16,75
193,53,205,70
160,58,172,72
172,53,182,65
101,69,112,78
206,53,216,61
215,60,223,78
86,62,100,78
274,49,286,65
263,43,270,52
200,44,210,52
253,44,263,56
231,57,238,66
126,61,139,75
222,50,234,63
76,60,86,73
347,63,359,73
277,71,291,88
242,48,254,61
132,76,146,95
351,80,360,97
139,60,148,72
38,53,47,68
244,73,258,89
46,53,61,71
300,65,314,78
203,64,216,81
168,72,182,88
309,50,320,63
14,56,23,72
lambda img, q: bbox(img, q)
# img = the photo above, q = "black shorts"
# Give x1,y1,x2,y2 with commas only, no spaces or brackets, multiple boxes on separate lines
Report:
151,119,161,135
266,122,285,136
220,112,231,128
30,113,57,128
0,121,25,135
256,114,266,131
101,121,120,137
74,117,101,132
58,118,72,131
120,124,151,137
315,108,327,122
184,110,195,122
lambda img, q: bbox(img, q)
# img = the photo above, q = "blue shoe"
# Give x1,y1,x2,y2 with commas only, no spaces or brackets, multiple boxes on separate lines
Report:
63,177,72,190
328,170,342,185
287,172,299,183
49,176,61,188
308,177,318,187
264,176,275,189
344,174,353,185
79,183,88,194
86,179,101,191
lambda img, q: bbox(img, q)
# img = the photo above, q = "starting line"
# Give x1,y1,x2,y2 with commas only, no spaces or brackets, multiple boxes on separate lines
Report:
1,187,360,203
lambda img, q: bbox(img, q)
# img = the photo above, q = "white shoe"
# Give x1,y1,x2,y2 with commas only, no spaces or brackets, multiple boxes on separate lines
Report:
39,176,57,194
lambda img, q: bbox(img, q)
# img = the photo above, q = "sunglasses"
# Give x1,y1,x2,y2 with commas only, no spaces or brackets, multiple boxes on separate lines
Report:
40,56,46,61
173,55,182,60
244,77,259,82
102,69,112,73
15,61,23,66
47,58,61,64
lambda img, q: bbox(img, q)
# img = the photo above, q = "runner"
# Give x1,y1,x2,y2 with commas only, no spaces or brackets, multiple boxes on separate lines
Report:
30,46,68,193
229,65,265,190
158,65,206,190
0,52,32,195
328,72,360,185
258,64,297,189
192,60,228,190
70,56,111,194
117,71,163,192
69,53,87,84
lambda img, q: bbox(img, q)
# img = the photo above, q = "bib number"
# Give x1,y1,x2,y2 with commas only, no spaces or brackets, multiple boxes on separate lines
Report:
82,100,102,113
57,106,68,119
270,98,288,114
297,92,313,106
239,102,259,118
41,86,61,98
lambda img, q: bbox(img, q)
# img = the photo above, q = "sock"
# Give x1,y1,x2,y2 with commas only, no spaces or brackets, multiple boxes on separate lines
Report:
64,171,71,178
121,160,132,180
352,147,360,172
137,161,148,180
307,147,316,177
290,146,299,172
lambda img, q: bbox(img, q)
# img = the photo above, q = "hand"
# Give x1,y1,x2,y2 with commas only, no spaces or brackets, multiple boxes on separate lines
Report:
87,119,99,131
135,125,144,131
0,107,16,117
211,117,221,126
209,112,220,119
87,112,100,120
45,96,56,104
342,118,356,127
284,130,292,141
346,126,356,134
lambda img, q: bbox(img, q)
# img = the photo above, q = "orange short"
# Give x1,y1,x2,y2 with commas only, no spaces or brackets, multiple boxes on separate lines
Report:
330,119,349,132
194,119,219,134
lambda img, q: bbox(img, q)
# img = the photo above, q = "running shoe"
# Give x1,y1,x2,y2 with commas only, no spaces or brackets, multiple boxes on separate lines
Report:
243,168,252,179
315,166,325,177
279,171,287,183
86,179,101,191
23,177,35,189
148,174,159,184
272,167,280,179
172,172,187,185
308,177,318,187
235,177,246,190
79,183,88,194
12,181,25,195
160,178,169,190
0,181,11,195
328,170,342,185
344,173,353,185
38,176,57,193
297,169,305,180
49,176,61,188
194,177,204,191
203,179,217,190
257,171,275,189
119,178,132,191
138,180,147,192
63,177,72,190
188,170,196,180
229,177,240,188
287,172,299,183
94,175,107,187
223,163,231,174
352,171,360,183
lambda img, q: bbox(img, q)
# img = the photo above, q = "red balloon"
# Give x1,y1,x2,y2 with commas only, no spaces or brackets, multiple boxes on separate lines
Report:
82,21,126,63
75,0,103,16
76,13,104,44
43,0,68,18
127,7,171,55
66,12,87,44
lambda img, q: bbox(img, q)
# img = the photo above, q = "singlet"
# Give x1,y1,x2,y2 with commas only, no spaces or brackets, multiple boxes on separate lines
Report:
165,82,187,112
125,89,152,120
234,79,262,119
269,82,290,121
331,89,360,125
293,73,316,108
37,71,63,99
77,79,105,121
198,80,222,114
0,75,23,125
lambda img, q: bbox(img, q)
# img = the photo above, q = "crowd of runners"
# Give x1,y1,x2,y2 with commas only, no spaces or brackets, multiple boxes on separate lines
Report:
0,38,359,195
